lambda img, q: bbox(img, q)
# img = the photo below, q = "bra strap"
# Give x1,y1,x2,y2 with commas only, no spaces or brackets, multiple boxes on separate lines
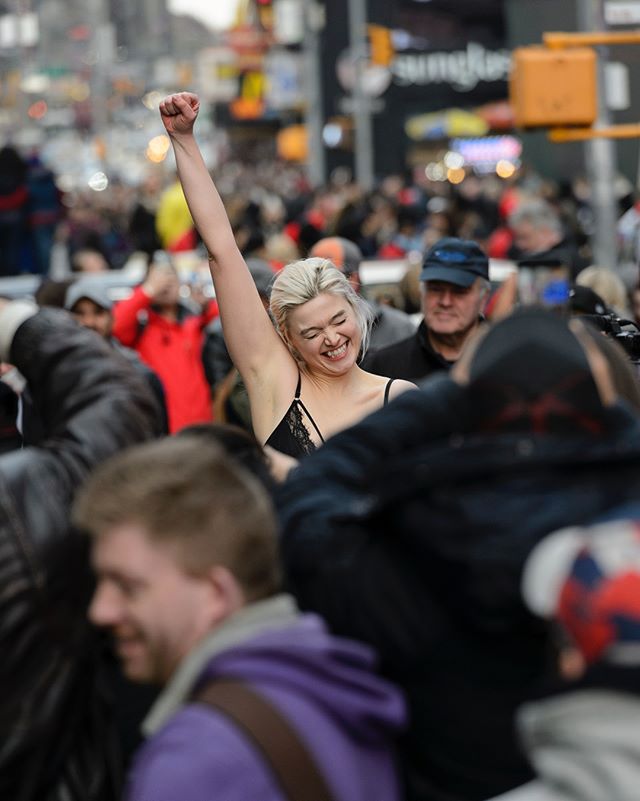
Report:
295,399,325,443
383,378,395,406
293,375,325,443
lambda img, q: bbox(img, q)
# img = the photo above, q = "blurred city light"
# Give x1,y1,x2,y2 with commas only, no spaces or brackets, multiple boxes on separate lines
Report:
444,150,465,170
496,159,517,178
56,174,76,193
322,123,344,148
88,172,109,191
446,167,466,184
277,125,307,161
27,100,47,120
148,135,171,156
146,134,171,163
20,74,50,94
69,82,91,102
450,136,522,174
142,91,164,111
425,162,446,182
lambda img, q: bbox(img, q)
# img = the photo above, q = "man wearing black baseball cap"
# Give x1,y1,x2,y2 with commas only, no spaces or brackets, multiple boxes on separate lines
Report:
364,237,490,381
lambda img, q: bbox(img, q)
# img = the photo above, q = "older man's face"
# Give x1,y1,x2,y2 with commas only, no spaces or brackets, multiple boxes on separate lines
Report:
422,278,487,338
511,220,560,255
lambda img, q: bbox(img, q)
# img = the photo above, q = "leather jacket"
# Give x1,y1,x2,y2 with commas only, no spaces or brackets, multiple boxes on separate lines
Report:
0,307,160,801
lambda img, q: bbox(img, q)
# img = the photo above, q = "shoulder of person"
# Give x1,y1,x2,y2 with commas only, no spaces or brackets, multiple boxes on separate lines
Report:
387,378,418,399
129,704,283,801
485,780,557,801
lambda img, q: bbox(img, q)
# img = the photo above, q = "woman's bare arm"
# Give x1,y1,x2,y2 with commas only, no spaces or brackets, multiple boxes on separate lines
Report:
159,92,290,389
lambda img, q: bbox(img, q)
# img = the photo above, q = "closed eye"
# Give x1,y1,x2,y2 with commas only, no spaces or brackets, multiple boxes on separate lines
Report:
101,571,146,599
300,312,348,339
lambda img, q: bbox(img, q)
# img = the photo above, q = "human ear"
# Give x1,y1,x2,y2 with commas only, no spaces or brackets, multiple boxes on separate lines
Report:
206,565,246,624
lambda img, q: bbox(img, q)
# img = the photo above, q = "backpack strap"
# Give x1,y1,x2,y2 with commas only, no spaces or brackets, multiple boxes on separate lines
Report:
193,678,336,801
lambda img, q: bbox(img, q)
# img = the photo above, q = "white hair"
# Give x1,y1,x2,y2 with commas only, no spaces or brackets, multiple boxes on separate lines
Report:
508,199,563,237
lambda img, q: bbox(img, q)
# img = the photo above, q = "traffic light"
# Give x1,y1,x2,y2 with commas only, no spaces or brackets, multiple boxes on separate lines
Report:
368,25,394,67
510,46,598,128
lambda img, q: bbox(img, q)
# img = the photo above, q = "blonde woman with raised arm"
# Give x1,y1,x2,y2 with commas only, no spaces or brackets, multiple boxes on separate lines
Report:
159,92,416,458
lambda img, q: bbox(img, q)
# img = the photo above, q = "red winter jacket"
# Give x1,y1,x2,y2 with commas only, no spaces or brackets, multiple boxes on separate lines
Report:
112,286,219,433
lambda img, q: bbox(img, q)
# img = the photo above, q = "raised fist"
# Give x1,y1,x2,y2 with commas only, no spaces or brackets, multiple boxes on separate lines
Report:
159,92,200,137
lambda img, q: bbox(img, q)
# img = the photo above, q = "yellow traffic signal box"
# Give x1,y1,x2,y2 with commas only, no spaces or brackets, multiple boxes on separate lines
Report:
510,46,598,128
368,25,394,67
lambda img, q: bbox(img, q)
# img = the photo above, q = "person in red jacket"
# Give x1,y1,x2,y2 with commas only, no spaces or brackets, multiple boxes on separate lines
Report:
112,252,218,432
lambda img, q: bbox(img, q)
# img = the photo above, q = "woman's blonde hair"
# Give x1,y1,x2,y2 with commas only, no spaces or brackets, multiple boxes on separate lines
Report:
576,265,631,318
269,257,374,361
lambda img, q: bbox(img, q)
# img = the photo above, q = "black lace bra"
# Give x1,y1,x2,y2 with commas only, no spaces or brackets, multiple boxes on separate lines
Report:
264,373,395,459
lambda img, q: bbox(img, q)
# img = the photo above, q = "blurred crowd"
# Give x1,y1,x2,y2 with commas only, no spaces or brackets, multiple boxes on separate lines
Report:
1,141,639,283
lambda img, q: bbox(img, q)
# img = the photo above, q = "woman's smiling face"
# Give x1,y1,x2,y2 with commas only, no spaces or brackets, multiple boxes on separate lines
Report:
286,292,361,376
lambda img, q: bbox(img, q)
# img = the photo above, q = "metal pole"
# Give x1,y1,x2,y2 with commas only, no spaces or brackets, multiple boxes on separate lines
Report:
348,0,374,190
303,0,326,187
576,0,619,268
14,0,31,125
14,0,25,124
88,0,111,139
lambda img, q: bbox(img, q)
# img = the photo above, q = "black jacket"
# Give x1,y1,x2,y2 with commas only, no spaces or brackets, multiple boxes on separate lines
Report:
112,338,169,435
0,307,160,801
362,320,452,381
277,377,640,801
508,237,589,280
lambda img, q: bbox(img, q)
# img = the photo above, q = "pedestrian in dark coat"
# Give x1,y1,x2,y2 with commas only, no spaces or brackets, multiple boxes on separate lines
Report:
0,146,29,276
277,309,640,801
0,300,160,801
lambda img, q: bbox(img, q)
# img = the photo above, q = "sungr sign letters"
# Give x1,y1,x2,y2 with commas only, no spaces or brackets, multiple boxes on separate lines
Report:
391,43,511,92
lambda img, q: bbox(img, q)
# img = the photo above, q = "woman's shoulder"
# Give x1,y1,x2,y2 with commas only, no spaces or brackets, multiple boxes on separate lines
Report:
377,376,417,403
359,369,417,398
387,377,418,398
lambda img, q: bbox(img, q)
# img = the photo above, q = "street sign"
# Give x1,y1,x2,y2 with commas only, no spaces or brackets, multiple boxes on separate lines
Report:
197,48,239,103
605,1,640,25
264,50,304,109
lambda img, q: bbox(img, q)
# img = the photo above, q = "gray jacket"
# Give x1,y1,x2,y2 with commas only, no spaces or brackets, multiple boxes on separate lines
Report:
369,301,417,350
489,690,640,801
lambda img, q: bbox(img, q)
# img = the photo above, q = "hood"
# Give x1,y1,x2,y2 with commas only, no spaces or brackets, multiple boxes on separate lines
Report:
202,613,406,745
517,690,640,801
467,308,606,436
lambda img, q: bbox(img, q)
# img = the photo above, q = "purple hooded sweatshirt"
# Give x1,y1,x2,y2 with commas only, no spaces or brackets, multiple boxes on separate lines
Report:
124,595,405,801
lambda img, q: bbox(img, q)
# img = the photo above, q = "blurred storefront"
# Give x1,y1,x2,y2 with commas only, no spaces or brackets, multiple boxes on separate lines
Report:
319,0,512,180
314,0,640,187
200,0,307,162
